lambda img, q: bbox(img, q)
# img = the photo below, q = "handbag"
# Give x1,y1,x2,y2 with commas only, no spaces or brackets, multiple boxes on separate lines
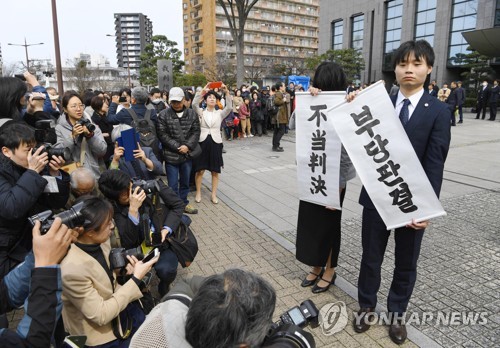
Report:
61,138,86,174
164,215,198,268
174,118,202,159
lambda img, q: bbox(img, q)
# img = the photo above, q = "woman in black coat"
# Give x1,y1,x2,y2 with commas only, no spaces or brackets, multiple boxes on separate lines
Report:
90,96,114,166
295,62,356,293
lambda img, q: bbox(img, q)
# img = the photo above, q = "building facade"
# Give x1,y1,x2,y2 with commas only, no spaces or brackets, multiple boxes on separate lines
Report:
113,13,153,75
319,0,499,86
182,0,319,83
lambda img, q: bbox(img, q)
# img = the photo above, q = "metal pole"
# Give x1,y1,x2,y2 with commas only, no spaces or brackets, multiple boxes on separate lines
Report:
24,38,30,71
51,0,64,95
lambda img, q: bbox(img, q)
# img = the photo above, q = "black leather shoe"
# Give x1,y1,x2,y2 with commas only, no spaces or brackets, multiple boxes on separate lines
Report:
458,120,463,123
272,147,284,152
311,273,337,293
389,320,407,345
300,268,324,287
353,308,375,333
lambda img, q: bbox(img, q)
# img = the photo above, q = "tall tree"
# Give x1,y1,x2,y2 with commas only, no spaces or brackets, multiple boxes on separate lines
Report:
306,48,365,83
139,35,184,86
204,54,237,88
217,0,259,87
451,51,494,98
64,59,93,94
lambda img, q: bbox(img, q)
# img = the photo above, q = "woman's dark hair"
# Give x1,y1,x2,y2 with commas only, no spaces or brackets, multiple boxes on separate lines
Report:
74,196,113,233
90,96,105,113
83,91,95,107
234,89,242,96
98,170,131,202
203,90,221,101
392,40,435,69
312,62,347,92
62,91,83,109
0,77,28,120
186,269,276,348
0,122,36,151
119,88,132,97
251,92,259,99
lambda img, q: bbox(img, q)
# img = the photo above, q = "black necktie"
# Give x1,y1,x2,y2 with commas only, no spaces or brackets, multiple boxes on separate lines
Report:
399,99,410,126
131,159,147,180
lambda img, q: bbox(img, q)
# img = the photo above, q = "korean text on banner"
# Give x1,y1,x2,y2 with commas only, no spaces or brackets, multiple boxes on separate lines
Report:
327,81,446,229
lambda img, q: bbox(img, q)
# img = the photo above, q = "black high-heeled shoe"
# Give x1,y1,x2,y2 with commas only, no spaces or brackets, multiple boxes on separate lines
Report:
300,268,324,287
311,273,337,293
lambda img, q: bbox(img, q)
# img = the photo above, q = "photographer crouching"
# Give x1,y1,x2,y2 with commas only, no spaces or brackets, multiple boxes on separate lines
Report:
98,170,185,297
131,269,318,348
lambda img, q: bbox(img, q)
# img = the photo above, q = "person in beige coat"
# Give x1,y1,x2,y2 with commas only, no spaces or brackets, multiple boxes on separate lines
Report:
60,196,159,347
192,83,232,204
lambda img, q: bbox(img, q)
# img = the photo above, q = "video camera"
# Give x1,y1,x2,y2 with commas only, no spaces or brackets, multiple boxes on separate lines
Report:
132,179,159,195
263,300,319,348
28,202,89,235
76,119,96,133
34,119,71,161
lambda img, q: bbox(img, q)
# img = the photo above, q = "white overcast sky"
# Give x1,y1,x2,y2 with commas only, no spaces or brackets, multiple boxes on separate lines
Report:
1,0,183,67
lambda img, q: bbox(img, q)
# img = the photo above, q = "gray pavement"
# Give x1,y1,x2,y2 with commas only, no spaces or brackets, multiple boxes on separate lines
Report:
191,112,499,347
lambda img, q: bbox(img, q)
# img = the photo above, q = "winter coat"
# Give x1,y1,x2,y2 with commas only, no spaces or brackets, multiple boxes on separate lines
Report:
54,114,108,178
272,91,289,125
156,107,201,165
0,155,70,276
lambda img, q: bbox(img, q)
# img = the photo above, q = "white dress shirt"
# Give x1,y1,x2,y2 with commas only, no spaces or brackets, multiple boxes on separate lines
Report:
395,89,424,121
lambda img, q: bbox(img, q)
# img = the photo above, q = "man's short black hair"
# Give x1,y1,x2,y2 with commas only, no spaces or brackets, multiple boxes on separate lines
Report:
0,122,36,152
98,169,131,202
150,87,161,96
392,40,435,70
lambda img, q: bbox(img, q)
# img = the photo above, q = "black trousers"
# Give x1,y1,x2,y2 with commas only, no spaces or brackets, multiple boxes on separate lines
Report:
476,100,487,119
272,124,286,148
489,102,497,120
357,208,424,314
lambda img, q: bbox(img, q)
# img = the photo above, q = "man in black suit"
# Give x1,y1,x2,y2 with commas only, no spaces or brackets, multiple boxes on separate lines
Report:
456,81,466,123
476,80,490,119
488,79,499,121
352,40,451,345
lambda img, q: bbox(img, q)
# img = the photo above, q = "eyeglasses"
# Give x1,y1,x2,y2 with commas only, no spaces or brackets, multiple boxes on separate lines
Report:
68,104,85,109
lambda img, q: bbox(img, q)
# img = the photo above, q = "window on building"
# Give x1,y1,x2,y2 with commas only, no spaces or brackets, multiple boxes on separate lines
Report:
383,0,403,71
415,0,436,45
495,0,500,26
351,15,364,51
448,0,478,66
331,20,343,50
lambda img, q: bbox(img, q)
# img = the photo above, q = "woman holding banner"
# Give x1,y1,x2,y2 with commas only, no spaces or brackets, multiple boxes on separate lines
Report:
296,62,356,293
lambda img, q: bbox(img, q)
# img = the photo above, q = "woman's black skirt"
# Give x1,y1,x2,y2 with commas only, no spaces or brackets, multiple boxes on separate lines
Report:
192,134,223,173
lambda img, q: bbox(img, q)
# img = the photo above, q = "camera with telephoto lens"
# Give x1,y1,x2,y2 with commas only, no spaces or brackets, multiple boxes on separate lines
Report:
109,247,144,269
262,300,318,348
132,179,159,195
76,118,96,133
28,202,88,235
34,120,71,161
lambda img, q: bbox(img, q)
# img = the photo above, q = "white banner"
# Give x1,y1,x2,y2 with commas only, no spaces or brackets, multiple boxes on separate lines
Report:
295,92,345,209
328,81,446,229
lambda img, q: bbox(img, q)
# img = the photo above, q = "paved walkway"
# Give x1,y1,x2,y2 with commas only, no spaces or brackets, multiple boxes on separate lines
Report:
187,112,499,347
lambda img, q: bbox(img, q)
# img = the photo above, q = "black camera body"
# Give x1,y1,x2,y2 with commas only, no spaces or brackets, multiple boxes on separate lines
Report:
33,142,71,161
109,247,144,269
77,119,96,133
132,179,159,195
28,202,88,235
34,120,71,161
263,300,319,348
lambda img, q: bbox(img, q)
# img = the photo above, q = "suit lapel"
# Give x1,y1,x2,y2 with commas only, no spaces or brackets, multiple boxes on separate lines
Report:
405,92,433,137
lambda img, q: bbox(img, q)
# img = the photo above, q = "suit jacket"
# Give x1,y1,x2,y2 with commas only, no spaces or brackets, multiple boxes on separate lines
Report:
359,92,451,209
428,89,438,98
477,86,490,102
489,85,499,103
60,240,143,346
193,92,233,144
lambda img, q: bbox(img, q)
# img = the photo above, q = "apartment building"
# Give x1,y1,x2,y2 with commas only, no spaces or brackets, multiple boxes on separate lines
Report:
183,0,319,81
113,13,153,75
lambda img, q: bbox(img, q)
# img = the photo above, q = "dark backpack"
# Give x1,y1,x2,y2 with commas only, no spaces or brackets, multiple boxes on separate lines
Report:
127,109,163,161
266,96,279,116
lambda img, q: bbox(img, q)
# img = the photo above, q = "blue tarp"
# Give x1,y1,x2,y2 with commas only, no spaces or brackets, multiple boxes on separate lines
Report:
286,75,311,90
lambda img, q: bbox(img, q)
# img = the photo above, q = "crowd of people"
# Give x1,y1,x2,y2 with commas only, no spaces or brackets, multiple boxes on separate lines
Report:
0,38,479,347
